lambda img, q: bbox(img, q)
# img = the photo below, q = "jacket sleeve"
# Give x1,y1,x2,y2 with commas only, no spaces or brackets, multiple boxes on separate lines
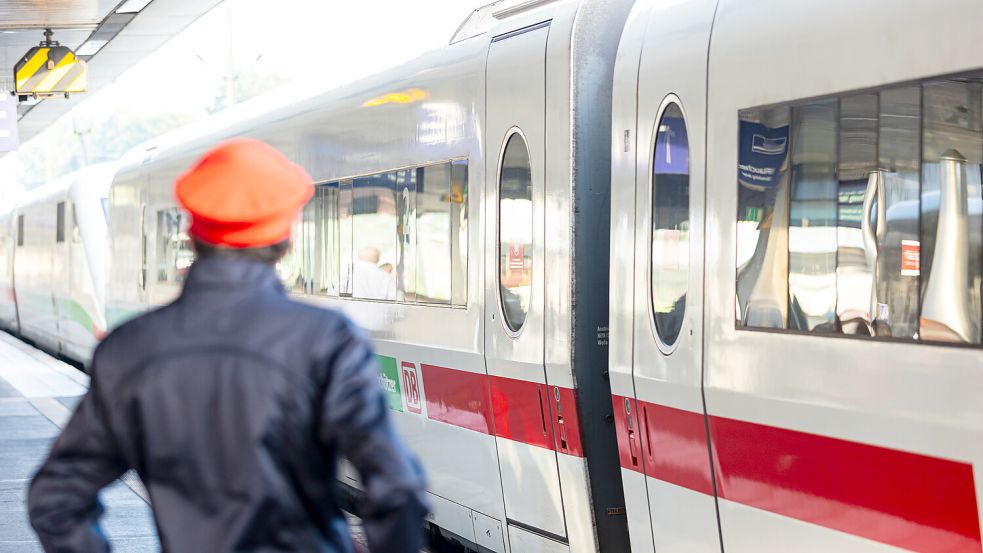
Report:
28,367,126,553
318,320,429,553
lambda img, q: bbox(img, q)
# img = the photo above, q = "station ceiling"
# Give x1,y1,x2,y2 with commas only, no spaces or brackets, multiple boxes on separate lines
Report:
0,0,222,147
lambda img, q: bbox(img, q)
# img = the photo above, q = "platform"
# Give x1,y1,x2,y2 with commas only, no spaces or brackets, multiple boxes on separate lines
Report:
0,332,159,552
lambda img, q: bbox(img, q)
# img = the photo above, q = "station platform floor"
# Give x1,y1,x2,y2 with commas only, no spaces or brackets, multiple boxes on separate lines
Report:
0,332,159,552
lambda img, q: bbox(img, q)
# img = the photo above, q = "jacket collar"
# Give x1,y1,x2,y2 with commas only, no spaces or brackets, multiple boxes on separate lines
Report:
181,256,284,295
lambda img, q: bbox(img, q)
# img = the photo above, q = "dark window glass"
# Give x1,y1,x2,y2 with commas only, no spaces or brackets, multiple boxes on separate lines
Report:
499,133,533,332
651,102,690,346
737,74,983,345
16,215,23,247
55,202,65,243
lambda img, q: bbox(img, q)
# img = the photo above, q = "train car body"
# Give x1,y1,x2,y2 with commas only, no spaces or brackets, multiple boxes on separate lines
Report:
0,209,17,333
106,1,631,552
611,0,983,552
5,164,115,364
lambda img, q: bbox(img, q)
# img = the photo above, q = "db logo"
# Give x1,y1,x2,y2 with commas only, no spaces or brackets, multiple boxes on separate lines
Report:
401,361,423,414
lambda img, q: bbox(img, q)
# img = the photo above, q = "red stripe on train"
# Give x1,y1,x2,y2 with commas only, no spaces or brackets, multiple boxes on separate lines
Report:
419,363,583,456
612,395,982,552
711,416,982,553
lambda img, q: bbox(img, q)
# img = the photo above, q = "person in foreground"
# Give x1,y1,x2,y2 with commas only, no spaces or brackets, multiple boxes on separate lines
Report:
27,138,429,552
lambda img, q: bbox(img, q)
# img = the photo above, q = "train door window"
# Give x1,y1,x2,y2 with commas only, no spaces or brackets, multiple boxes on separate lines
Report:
156,208,192,284
16,215,23,247
55,202,65,243
416,163,453,304
348,172,398,301
736,72,983,345
651,100,690,347
498,131,533,332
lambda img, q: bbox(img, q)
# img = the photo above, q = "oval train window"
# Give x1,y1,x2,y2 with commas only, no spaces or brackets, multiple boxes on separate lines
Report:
651,101,690,347
499,132,533,332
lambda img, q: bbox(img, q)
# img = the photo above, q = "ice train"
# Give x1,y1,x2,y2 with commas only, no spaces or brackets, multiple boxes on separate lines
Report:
5,0,983,552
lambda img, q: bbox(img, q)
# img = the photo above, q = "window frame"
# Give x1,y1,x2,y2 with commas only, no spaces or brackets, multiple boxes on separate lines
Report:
733,73,983,350
496,127,534,336
648,94,690,354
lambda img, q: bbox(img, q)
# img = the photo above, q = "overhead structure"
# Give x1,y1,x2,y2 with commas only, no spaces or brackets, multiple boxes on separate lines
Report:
0,0,223,149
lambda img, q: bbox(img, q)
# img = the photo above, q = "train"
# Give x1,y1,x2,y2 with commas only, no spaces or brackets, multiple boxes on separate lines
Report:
3,0,983,551
0,163,115,363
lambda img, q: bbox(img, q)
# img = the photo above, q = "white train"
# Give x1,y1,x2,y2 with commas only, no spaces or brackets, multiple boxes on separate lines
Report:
0,164,115,363
5,0,983,551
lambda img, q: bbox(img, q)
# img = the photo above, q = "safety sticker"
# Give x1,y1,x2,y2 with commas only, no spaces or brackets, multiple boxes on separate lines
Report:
376,355,403,412
901,240,920,276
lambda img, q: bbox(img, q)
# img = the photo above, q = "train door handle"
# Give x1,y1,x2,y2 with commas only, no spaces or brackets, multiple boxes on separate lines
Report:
628,429,640,467
557,415,568,451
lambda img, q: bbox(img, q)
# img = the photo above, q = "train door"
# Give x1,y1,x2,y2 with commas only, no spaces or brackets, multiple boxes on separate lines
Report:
485,21,569,544
612,1,722,552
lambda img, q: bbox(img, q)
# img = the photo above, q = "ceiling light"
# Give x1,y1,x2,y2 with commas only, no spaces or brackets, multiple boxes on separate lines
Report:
76,39,108,56
115,0,154,14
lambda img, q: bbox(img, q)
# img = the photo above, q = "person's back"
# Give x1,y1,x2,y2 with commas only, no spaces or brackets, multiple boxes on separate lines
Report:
27,139,428,553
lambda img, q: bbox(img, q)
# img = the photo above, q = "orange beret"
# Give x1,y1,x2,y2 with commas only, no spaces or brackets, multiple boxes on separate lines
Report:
175,138,313,248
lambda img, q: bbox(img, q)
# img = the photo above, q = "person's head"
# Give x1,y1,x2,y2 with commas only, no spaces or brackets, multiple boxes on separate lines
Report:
358,247,381,264
175,138,313,265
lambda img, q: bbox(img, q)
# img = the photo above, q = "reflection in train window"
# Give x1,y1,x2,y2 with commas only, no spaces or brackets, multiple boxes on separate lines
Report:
737,74,983,344
283,183,341,295
651,101,689,347
499,132,533,332
280,160,468,307
347,173,399,301
156,208,193,284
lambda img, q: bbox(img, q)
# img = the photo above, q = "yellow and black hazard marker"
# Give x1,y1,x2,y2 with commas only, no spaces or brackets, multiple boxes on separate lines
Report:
14,45,87,96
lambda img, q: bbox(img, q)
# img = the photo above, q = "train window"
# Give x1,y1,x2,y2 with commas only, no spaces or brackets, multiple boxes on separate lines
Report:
55,202,65,243
736,74,983,345
416,163,453,304
16,215,23,247
450,159,469,306
316,184,341,295
499,131,533,332
651,101,690,347
339,179,353,297
347,172,399,301
156,208,193,284
396,169,418,302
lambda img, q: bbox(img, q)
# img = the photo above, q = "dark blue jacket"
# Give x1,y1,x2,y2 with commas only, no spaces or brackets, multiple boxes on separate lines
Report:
28,257,429,552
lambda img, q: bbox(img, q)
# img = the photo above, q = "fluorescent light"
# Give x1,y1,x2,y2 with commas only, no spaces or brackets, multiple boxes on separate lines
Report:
115,0,154,14
76,40,108,56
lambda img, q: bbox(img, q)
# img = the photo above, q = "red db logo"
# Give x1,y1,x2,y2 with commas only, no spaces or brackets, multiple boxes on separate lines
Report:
401,362,422,414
